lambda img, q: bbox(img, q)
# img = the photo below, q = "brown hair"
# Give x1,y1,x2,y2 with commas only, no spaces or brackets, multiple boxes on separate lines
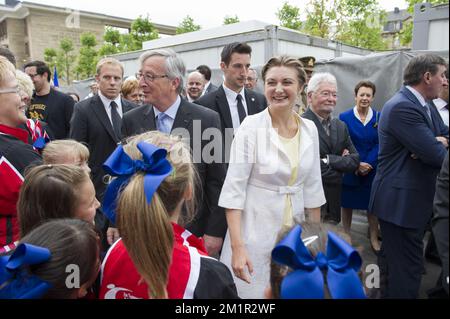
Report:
354,80,376,96
117,131,199,298
17,164,91,237
262,55,306,87
221,42,252,66
403,54,447,86
42,140,90,165
19,219,100,299
270,221,352,299
121,78,140,98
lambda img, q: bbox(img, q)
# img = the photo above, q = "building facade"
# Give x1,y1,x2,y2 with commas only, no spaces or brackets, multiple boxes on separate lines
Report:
0,0,176,67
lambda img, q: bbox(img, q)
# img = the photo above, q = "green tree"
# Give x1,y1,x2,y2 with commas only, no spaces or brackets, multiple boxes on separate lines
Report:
58,37,76,85
76,32,98,79
399,0,448,47
128,15,159,50
223,15,240,25
335,0,388,50
276,2,302,30
176,15,201,34
43,48,58,71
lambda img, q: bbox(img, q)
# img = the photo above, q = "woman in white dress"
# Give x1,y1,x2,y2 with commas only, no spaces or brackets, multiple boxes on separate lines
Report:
219,56,326,299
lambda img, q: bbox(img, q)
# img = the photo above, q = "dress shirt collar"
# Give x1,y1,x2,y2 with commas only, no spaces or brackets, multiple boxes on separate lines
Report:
153,95,181,120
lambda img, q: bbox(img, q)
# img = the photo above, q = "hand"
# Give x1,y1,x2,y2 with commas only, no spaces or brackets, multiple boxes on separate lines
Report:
357,162,373,176
203,235,224,258
231,245,253,284
106,227,120,245
436,136,449,148
342,149,350,156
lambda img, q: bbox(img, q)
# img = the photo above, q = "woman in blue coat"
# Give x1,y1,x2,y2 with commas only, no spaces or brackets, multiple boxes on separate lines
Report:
339,80,381,253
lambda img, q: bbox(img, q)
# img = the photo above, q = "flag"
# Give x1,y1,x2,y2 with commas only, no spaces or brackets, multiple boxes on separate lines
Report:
53,65,59,87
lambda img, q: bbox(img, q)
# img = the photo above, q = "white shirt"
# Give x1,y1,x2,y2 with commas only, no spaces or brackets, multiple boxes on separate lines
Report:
98,91,123,125
153,95,181,132
353,106,373,126
433,98,449,127
222,84,248,130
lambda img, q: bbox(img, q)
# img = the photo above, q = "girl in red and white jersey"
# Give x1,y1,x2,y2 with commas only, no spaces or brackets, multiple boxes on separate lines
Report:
99,131,238,299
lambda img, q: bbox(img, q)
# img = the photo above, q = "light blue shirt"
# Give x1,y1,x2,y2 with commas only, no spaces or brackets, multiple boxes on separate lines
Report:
153,95,181,133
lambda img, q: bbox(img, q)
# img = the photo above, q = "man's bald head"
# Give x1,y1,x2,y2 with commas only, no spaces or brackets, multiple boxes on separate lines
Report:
186,71,205,101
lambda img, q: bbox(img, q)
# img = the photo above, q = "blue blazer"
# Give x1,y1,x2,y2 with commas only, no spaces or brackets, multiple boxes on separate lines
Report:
369,86,448,229
339,108,379,187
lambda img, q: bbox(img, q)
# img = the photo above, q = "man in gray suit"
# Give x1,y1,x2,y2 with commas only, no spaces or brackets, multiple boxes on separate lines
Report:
302,72,359,224
122,49,227,257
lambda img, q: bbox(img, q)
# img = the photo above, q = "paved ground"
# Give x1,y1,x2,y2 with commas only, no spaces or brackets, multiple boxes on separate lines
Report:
342,210,441,299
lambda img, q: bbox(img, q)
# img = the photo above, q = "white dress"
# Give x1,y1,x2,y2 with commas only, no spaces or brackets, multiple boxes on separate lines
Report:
219,108,326,299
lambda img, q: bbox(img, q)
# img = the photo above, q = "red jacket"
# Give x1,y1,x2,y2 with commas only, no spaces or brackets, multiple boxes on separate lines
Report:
99,223,238,299
0,124,41,246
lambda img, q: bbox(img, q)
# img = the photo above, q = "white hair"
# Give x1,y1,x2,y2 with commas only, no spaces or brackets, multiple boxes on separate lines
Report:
139,49,186,94
307,72,337,94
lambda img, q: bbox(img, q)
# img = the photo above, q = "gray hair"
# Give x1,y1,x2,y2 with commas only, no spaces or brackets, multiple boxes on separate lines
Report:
307,72,337,94
16,69,34,98
248,68,258,80
139,49,186,95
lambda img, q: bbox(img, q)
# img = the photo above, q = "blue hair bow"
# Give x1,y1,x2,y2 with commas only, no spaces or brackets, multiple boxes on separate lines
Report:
102,142,173,225
0,243,52,299
32,136,50,151
271,225,366,299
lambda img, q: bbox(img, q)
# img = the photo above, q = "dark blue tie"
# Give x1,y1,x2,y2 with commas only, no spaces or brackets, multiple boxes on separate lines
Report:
110,101,121,139
236,94,247,123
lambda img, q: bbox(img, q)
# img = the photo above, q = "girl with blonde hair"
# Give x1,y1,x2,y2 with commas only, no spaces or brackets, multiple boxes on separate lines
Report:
100,131,238,299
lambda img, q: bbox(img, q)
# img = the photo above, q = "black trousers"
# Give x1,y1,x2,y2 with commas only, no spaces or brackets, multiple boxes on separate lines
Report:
378,219,425,298
322,182,342,223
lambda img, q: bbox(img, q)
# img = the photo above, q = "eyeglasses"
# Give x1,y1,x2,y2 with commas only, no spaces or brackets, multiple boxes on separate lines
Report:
136,72,169,83
0,86,20,95
317,91,338,99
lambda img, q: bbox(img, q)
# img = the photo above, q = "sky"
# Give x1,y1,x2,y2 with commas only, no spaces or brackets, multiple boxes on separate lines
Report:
29,0,408,29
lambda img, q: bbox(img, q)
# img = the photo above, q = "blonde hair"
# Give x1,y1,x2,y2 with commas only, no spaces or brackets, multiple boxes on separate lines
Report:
96,57,124,76
121,77,140,98
42,140,90,164
16,69,34,98
0,56,16,85
117,131,198,299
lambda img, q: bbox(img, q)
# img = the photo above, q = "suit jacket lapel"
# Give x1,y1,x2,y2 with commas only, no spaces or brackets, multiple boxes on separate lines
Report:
304,109,332,150
216,87,233,129
172,99,192,132
141,105,157,131
91,95,118,143
245,89,259,115
401,86,434,129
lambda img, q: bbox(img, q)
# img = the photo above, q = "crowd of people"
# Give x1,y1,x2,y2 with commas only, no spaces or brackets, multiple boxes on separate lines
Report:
0,42,448,299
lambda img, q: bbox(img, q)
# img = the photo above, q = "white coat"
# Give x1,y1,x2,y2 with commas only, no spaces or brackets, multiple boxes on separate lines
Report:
219,107,326,299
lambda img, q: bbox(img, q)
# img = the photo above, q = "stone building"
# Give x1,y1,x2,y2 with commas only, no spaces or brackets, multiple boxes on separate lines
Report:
0,0,176,67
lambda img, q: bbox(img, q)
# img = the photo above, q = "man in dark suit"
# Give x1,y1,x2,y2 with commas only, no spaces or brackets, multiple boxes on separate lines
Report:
122,49,227,257
196,64,218,95
70,57,136,246
302,72,359,224
195,42,267,162
432,151,449,297
369,54,448,299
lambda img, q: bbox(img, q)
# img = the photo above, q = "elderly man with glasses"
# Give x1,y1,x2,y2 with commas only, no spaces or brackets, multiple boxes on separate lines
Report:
122,49,227,257
302,72,359,225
